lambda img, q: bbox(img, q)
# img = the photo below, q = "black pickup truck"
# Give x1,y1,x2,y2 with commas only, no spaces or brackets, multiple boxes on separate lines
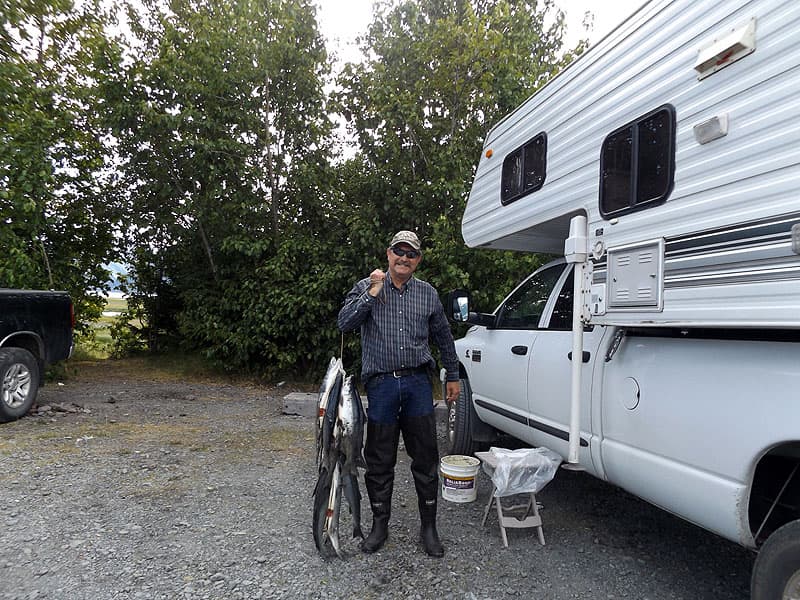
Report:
0,289,74,422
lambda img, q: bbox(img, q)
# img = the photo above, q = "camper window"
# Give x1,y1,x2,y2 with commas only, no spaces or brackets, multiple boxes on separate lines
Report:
600,105,675,218
501,132,547,205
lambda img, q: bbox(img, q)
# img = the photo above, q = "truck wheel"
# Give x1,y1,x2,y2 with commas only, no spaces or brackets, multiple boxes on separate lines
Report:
0,348,40,423
448,377,479,455
751,519,800,600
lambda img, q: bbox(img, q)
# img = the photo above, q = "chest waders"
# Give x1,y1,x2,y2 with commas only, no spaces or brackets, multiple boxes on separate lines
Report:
360,412,444,557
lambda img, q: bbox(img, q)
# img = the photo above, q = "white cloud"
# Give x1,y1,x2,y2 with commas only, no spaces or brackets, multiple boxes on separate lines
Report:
561,0,646,48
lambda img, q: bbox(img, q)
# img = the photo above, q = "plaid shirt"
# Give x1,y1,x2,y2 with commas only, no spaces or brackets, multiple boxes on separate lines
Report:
337,273,459,385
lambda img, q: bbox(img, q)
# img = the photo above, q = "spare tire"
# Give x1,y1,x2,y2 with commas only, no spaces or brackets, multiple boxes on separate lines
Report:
0,347,40,423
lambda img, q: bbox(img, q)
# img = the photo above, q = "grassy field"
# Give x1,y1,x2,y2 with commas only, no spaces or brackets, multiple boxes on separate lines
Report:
72,295,130,360
103,296,128,313
67,295,316,388
68,295,299,387
72,353,266,385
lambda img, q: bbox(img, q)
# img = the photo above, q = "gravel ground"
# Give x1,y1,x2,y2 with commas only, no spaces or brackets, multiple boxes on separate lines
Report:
1,361,755,600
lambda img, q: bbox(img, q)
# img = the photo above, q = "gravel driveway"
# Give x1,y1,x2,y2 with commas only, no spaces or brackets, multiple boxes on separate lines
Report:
1,361,754,599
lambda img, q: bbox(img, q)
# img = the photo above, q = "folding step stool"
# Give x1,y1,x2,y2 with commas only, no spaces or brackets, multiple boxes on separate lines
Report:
475,450,546,548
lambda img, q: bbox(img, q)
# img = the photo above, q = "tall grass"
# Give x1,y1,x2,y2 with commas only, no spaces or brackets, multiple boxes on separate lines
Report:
72,296,130,360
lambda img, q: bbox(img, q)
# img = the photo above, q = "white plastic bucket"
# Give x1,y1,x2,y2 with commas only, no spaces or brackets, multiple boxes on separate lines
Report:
440,455,481,503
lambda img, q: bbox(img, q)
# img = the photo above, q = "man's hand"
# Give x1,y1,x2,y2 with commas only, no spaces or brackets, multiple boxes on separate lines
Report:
368,269,386,297
446,381,460,403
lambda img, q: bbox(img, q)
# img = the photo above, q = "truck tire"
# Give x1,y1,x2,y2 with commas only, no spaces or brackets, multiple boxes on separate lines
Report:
0,348,40,423
751,519,800,600
448,377,479,456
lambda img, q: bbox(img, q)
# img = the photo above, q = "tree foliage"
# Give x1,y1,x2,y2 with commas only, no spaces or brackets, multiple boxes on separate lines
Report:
0,0,123,328
106,0,340,372
3,0,586,379
334,0,578,315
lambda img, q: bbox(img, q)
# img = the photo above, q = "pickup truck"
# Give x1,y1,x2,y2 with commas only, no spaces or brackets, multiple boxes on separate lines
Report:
0,289,74,422
447,259,800,599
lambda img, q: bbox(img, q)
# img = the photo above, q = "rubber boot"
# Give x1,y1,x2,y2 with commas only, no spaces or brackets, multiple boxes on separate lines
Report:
400,413,445,557
360,505,390,554
419,500,444,558
360,421,400,553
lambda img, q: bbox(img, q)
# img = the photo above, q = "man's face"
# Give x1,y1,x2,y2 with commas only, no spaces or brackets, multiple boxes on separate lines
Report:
387,243,422,281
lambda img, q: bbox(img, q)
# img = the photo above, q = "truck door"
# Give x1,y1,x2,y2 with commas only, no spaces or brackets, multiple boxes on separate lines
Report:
526,267,606,471
468,262,567,443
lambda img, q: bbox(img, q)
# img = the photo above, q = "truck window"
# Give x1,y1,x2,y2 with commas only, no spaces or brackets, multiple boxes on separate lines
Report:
496,263,565,329
548,269,574,330
501,132,547,205
599,105,675,218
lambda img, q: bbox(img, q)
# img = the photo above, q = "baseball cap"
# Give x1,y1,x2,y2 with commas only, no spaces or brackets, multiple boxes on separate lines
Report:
389,230,421,251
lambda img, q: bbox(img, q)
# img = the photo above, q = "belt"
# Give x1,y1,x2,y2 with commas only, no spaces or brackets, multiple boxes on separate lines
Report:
370,366,428,383
387,366,428,378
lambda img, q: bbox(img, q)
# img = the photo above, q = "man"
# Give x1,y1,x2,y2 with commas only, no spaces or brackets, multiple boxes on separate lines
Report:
337,230,460,557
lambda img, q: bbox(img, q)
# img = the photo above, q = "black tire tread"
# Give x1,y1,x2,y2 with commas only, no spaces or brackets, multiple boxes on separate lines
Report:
0,347,40,423
751,519,800,600
449,378,479,456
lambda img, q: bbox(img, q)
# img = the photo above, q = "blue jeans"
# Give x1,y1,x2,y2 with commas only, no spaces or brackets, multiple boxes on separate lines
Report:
365,372,434,424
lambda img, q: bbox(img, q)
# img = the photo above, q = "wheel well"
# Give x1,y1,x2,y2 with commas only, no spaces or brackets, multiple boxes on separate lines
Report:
749,443,800,547
0,333,43,361
456,364,499,444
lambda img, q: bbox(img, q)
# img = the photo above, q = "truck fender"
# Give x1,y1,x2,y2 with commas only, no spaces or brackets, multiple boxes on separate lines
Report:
0,331,45,361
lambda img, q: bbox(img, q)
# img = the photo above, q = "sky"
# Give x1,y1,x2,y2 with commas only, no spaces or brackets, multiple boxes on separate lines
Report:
315,0,646,65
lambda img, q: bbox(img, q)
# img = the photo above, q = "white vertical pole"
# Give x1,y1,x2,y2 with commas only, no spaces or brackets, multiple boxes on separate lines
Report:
564,215,588,465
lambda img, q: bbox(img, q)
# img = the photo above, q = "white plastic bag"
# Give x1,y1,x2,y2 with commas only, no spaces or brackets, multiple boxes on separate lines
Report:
488,447,562,497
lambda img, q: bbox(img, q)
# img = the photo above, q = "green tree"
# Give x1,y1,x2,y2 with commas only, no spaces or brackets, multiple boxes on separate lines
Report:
335,0,583,312
108,0,338,372
0,0,124,329
105,0,587,378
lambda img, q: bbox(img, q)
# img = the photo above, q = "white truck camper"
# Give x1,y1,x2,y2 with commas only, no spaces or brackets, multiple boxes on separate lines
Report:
447,0,800,597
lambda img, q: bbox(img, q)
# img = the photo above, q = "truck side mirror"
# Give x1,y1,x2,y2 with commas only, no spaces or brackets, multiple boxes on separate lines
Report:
447,289,496,327
447,289,471,322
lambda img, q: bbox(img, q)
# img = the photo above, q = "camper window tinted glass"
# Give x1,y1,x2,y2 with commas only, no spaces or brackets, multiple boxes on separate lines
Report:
601,128,633,214
501,133,547,205
637,110,672,204
502,149,523,200
600,105,675,218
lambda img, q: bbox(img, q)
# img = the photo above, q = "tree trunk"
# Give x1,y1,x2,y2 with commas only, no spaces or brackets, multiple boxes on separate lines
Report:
264,75,278,240
39,240,54,289
197,219,218,282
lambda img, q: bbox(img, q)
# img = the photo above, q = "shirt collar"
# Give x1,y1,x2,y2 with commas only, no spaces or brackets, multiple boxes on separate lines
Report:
387,272,414,292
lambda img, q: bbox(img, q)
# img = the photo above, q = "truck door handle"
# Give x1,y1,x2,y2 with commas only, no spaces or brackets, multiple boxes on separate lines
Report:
511,345,528,355
568,351,591,363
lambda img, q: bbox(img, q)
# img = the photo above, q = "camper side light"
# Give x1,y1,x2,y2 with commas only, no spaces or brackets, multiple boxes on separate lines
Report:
694,114,729,145
485,149,493,158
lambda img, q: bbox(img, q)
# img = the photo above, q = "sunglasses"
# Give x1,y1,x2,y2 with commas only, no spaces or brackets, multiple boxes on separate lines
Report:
391,247,421,259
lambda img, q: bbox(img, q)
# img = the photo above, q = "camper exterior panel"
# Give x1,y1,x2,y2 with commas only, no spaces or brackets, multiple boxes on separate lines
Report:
592,209,800,325
462,0,800,327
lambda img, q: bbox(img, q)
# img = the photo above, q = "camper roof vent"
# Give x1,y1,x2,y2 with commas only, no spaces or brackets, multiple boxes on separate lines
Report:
694,18,756,80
